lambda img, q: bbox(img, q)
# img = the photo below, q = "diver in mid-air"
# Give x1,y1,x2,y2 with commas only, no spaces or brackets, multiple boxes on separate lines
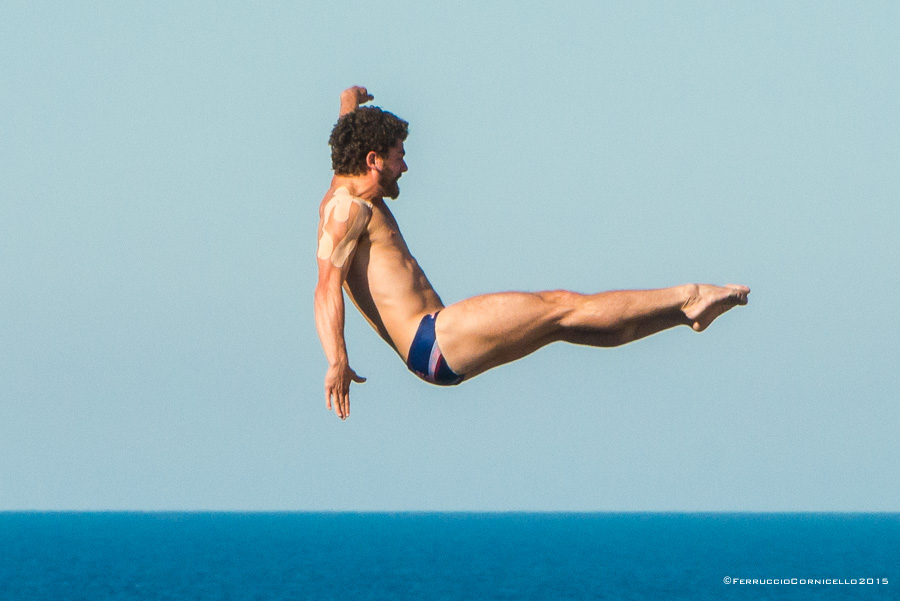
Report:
315,86,750,420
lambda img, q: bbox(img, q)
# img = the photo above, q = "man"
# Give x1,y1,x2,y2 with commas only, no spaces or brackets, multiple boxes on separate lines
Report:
315,86,749,420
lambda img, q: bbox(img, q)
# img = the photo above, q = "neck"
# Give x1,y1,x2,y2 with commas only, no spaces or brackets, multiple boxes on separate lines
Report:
332,173,382,202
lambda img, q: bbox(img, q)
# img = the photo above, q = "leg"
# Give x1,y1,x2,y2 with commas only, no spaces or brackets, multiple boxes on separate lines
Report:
435,284,749,378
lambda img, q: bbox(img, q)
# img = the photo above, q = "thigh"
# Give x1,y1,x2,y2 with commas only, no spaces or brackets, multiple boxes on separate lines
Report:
435,291,570,377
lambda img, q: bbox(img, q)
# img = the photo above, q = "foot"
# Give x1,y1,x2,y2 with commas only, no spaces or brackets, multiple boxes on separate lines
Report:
681,284,750,332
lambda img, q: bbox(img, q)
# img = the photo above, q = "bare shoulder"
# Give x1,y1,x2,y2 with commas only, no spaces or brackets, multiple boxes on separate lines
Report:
321,185,373,206
317,186,376,269
319,186,374,220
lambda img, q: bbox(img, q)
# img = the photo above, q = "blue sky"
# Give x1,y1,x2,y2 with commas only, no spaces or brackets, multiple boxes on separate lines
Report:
1,1,898,511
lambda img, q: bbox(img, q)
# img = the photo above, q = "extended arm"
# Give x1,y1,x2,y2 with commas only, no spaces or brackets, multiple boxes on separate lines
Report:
339,86,373,116
314,194,371,420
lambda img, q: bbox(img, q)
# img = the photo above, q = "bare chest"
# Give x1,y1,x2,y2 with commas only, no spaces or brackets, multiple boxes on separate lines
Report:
367,206,410,252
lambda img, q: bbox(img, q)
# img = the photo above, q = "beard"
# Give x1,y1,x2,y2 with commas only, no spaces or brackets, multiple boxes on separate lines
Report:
378,169,401,200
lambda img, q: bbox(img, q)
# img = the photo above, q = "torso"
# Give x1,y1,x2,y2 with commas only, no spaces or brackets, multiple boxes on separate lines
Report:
319,185,444,361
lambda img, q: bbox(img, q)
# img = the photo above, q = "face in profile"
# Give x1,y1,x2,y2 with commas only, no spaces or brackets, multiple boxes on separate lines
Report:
378,141,407,200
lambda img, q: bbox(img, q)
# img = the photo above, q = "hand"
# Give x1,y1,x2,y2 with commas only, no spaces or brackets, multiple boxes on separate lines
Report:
324,362,366,420
339,86,374,116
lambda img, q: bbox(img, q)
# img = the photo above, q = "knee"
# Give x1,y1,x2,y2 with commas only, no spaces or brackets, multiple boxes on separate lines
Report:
536,289,578,306
536,290,580,323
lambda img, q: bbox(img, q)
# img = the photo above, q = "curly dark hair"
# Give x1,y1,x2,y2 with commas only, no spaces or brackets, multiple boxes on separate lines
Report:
329,107,409,176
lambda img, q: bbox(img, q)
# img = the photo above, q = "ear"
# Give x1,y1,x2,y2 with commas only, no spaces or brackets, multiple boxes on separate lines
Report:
365,151,382,172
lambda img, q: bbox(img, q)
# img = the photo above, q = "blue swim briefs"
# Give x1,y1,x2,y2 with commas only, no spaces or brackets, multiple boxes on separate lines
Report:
406,311,464,386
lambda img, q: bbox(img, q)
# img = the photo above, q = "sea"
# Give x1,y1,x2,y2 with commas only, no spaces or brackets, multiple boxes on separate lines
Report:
0,512,896,600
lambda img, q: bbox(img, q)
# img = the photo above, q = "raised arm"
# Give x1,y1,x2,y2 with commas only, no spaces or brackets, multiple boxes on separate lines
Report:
339,86,374,117
314,190,371,420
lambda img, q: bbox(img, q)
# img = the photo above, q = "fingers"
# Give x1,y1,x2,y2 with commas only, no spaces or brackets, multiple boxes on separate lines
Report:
356,86,374,104
325,384,349,420
325,366,367,420
346,86,373,104
331,388,347,420
324,384,340,417
339,86,374,116
340,390,349,420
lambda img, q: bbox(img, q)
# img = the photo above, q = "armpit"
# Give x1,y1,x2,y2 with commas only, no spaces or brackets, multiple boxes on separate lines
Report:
317,187,373,268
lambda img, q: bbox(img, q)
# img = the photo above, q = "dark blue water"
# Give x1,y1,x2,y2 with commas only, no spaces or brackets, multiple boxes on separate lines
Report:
0,513,896,600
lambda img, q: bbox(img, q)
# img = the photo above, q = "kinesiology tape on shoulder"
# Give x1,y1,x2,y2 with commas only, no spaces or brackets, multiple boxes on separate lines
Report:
317,187,372,268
